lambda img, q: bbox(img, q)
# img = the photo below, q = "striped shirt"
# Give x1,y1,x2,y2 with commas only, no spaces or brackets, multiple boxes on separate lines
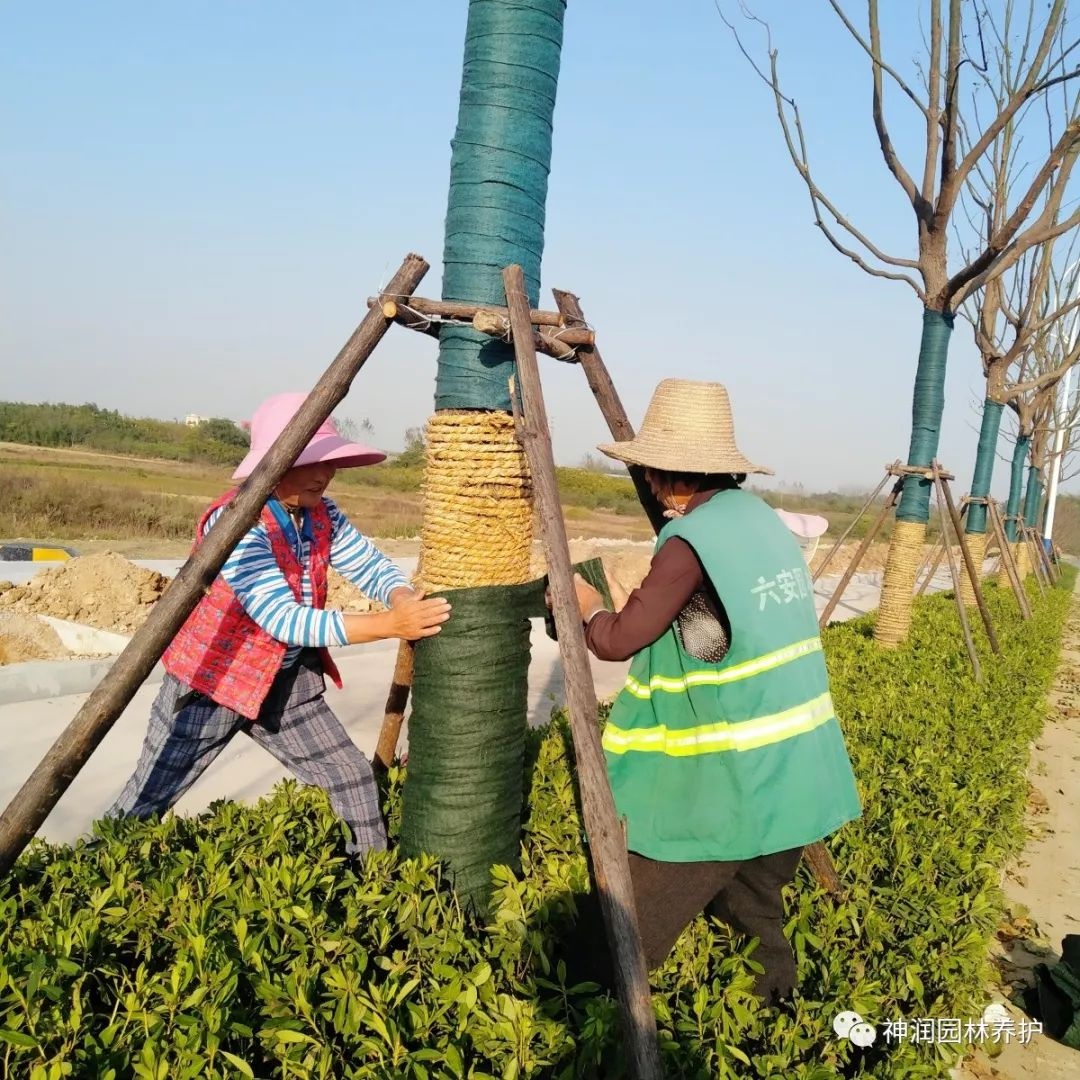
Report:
205,497,409,666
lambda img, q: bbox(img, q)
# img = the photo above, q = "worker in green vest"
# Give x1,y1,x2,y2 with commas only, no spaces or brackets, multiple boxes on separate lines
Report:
569,378,861,1005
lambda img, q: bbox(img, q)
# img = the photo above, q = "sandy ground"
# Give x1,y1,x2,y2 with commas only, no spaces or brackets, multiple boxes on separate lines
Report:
0,612,70,665
955,580,1080,1079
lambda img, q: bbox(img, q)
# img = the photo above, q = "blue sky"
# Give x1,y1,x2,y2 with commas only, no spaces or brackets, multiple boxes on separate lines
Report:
0,1,1062,495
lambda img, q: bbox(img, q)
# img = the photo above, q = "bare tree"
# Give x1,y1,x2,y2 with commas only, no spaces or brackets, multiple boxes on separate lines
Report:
332,415,375,441
959,221,1080,597
720,0,1080,644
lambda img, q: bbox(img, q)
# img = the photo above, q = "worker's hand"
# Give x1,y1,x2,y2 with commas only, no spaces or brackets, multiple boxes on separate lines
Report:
387,596,452,640
543,574,607,621
573,574,605,621
389,585,423,608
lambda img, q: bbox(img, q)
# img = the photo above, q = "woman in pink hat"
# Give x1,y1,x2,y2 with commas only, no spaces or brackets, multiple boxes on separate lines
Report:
108,392,450,858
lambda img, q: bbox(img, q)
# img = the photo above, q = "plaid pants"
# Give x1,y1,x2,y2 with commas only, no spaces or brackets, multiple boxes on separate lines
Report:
108,650,386,855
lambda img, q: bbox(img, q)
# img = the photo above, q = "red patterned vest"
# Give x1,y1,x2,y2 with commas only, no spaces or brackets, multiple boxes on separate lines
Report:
162,490,343,720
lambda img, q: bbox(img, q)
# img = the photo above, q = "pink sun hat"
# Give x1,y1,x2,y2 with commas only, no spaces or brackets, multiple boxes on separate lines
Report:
232,392,386,480
774,508,829,539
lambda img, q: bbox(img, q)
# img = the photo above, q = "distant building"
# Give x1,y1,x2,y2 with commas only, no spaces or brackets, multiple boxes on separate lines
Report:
184,413,211,427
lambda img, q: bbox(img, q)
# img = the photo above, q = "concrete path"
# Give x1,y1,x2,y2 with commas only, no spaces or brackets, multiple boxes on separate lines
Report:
0,557,963,849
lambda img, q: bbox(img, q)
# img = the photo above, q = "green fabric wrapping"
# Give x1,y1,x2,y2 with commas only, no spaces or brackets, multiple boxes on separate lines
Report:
435,0,567,411
1023,466,1042,528
897,310,954,523
1004,436,1030,542
400,558,610,913
966,400,1003,536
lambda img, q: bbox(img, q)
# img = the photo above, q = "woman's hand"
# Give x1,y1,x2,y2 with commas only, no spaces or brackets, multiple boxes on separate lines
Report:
543,574,609,622
342,595,451,644
389,585,422,607
387,595,452,640
573,574,604,619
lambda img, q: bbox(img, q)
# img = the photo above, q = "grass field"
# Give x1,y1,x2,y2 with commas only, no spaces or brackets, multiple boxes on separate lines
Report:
0,442,655,551
5,440,1074,556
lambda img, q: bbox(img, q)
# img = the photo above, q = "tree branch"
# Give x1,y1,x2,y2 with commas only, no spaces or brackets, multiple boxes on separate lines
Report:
867,0,925,212
825,0,930,118
938,0,1071,218
716,4,924,294
946,132,1080,306
936,0,963,210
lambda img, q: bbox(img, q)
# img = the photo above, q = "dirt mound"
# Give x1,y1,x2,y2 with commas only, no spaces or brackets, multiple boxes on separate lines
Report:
325,568,384,613
0,553,170,634
0,612,71,665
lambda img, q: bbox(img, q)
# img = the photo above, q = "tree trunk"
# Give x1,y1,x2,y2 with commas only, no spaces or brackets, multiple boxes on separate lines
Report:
400,0,567,913
997,436,1031,584
875,310,954,646
958,399,1003,606
1023,465,1042,529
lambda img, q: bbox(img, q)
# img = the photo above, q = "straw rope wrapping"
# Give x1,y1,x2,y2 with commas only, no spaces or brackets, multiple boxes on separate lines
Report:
996,541,1024,588
1014,541,1031,582
957,531,988,608
418,411,534,591
875,520,927,647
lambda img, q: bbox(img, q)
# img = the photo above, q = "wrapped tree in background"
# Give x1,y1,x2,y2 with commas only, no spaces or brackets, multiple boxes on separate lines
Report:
724,0,1080,645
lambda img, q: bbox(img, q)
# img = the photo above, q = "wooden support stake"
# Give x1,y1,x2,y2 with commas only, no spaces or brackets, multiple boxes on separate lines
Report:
373,641,415,771
1022,527,1048,595
369,294,565,327
551,289,667,534
504,265,663,1080
937,469,1000,655
987,500,1032,619
933,473,982,681
802,842,844,896
1032,528,1057,584
916,530,949,596
0,253,431,878
811,466,895,583
473,309,595,346
379,300,441,339
552,288,841,900
818,480,902,629
471,310,580,361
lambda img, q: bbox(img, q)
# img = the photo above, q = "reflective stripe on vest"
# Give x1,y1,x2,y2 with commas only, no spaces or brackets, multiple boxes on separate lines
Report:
623,636,822,700
603,691,836,757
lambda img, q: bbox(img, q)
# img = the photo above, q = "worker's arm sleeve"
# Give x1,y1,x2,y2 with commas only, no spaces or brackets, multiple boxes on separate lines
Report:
584,538,704,662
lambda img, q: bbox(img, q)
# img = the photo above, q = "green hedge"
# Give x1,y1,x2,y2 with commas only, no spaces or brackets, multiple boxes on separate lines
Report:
0,574,1072,1078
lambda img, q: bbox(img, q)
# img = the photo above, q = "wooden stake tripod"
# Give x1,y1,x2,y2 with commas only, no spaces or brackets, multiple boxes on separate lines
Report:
914,496,1031,620
1022,522,1058,587
1002,515,1057,593
814,462,1001,680
374,280,844,911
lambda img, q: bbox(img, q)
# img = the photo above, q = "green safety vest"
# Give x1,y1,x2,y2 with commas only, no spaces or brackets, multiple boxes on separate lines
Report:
603,489,861,861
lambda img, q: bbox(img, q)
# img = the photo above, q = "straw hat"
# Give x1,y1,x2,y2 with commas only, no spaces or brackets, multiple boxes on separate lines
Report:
598,379,773,475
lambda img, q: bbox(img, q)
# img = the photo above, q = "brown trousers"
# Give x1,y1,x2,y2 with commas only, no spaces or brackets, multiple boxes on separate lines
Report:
565,847,802,1005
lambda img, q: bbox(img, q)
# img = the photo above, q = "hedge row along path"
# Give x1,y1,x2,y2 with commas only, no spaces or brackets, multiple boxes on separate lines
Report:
0,574,1071,1078
958,572,1080,1080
